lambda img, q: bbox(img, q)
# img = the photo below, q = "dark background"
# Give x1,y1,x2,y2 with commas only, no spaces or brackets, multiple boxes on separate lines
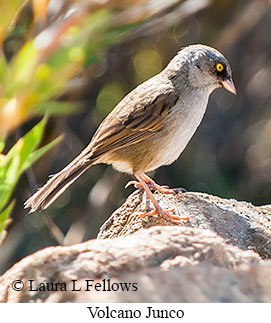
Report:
1,0,271,274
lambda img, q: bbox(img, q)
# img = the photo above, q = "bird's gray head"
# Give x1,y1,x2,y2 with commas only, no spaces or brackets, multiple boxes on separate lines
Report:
166,44,236,95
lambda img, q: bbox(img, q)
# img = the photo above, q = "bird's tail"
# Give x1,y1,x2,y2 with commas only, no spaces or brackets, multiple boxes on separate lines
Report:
24,156,96,213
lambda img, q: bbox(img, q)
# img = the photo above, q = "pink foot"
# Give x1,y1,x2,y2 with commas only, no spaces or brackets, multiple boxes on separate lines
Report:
139,207,190,224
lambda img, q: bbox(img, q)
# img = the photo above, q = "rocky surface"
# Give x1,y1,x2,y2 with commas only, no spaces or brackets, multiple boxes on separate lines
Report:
0,190,271,302
98,190,271,258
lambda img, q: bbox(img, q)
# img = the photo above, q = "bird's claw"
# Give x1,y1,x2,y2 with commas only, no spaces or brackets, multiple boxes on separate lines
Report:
125,180,141,189
138,207,190,224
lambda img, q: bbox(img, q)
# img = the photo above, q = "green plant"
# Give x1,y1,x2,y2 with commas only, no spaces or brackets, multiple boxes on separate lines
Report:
0,117,60,241
0,1,135,242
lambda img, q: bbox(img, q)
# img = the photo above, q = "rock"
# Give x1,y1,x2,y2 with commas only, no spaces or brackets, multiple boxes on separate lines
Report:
0,190,271,302
98,190,271,258
0,226,262,302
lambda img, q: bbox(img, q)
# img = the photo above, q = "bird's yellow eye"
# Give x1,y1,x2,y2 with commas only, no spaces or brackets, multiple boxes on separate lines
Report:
216,63,224,72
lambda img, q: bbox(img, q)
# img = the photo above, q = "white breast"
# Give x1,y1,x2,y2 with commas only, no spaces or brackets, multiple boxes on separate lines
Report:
157,89,210,167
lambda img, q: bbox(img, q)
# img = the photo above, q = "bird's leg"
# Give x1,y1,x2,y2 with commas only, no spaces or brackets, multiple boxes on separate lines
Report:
141,173,174,194
126,173,179,194
133,172,189,224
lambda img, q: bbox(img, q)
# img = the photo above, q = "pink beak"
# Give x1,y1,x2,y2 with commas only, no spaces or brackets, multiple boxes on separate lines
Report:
221,78,236,95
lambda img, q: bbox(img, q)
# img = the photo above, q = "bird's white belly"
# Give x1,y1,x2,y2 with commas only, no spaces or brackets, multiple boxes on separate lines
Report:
157,92,210,167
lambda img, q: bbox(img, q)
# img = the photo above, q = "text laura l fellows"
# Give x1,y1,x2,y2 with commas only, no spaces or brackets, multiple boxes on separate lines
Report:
22,279,138,292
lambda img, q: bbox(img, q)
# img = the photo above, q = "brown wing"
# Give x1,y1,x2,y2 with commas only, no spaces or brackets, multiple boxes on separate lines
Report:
89,89,179,159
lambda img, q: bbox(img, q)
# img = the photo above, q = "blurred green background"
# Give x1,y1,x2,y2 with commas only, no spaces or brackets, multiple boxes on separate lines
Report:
0,0,271,274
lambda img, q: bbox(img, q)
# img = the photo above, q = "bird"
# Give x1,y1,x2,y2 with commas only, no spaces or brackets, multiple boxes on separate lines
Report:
25,44,236,224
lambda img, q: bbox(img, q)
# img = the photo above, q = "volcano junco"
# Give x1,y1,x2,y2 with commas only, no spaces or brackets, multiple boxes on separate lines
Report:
25,44,236,223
